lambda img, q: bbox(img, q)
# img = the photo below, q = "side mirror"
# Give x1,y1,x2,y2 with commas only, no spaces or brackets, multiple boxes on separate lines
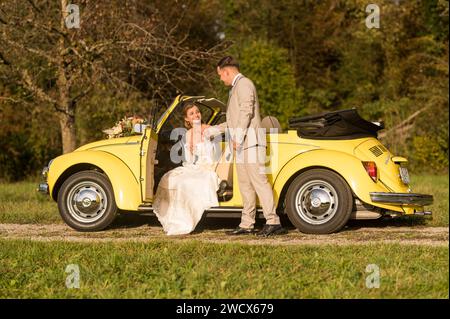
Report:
133,123,148,134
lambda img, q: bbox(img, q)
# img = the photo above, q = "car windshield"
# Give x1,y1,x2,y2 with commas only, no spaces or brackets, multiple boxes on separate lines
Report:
143,101,174,131
154,105,171,130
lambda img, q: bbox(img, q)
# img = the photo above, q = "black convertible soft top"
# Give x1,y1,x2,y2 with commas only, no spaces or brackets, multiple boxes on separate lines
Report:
288,108,384,140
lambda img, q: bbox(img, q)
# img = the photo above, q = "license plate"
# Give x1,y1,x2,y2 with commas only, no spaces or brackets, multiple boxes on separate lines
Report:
399,167,410,184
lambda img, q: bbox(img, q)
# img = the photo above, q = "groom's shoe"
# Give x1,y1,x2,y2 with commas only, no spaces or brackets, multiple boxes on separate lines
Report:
256,224,287,237
225,227,255,235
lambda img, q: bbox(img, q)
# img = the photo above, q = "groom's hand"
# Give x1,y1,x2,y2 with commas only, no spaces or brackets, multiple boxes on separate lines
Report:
232,140,241,151
203,127,210,139
204,127,214,140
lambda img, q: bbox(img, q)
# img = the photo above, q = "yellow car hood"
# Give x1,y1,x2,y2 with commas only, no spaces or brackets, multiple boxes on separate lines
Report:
74,136,142,152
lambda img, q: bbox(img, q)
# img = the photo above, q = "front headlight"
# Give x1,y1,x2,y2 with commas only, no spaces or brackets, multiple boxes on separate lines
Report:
42,166,49,180
42,159,54,180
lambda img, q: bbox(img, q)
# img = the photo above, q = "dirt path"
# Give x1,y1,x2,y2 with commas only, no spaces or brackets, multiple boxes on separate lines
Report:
0,223,448,246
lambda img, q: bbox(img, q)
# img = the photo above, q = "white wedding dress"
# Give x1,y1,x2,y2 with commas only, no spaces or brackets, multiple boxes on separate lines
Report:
152,139,220,235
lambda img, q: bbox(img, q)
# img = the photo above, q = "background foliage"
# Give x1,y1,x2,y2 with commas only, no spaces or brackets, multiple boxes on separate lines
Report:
0,0,448,181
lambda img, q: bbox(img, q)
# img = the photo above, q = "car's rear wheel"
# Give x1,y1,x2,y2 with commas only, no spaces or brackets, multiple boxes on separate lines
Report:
286,169,353,234
57,171,117,231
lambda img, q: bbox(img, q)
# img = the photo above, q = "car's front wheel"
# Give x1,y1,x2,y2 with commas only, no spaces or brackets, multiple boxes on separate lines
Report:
57,171,117,231
286,169,353,234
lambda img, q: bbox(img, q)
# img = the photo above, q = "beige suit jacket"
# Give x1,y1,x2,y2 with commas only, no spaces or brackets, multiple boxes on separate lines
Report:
217,75,263,149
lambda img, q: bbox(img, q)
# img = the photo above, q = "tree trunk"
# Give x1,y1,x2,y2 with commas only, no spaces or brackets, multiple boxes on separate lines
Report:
57,0,76,153
59,113,76,153
56,77,76,153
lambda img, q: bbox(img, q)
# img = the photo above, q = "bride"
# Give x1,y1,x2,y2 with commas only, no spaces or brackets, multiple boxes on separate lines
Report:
152,103,221,235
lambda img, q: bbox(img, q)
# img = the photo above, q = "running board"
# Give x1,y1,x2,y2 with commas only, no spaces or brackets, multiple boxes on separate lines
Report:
139,205,385,220
137,204,154,212
351,199,383,220
137,205,264,217
350,211,382,220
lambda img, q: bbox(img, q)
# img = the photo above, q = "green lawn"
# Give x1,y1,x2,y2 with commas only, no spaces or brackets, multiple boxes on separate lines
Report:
0,175,447,299
0,239,447,298
409,174,449,227
0,174,448,226
0,181,61,224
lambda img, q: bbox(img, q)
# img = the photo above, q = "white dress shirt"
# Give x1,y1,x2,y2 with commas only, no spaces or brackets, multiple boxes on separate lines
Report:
231,73,242,87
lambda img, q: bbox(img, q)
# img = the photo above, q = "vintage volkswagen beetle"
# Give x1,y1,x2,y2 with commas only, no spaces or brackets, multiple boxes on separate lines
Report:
38,95,433,234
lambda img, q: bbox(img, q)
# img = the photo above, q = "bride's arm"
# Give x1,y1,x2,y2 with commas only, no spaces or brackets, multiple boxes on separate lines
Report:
185,128,193,153
203,123,223,140
183,129,195,164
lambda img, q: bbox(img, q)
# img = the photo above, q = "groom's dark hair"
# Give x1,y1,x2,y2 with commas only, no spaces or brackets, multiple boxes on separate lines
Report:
217,56,240,70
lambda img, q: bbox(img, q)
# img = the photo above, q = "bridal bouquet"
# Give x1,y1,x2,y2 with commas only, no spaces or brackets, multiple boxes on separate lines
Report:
103,115,147,139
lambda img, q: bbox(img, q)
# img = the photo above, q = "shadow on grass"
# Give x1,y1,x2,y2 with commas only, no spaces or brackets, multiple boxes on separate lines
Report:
108,212,159,229
108,211,431,233
109,212,270,232
344,215,429,231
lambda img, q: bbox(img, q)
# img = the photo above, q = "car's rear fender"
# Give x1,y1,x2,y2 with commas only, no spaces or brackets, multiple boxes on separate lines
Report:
353,138,410,193
48,150,142,211
272,149,403,212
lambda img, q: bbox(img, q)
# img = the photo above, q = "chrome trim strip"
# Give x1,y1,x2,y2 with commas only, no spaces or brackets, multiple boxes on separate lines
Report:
271,142,321,148
91,141,141,149
413,211,432,216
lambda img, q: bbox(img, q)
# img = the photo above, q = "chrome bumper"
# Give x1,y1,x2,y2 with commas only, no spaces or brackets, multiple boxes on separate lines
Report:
370,192,433,206
37,183,49,194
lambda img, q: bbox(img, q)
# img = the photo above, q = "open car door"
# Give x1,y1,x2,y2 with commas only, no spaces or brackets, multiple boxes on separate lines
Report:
140,127,158,202
145,95,225,203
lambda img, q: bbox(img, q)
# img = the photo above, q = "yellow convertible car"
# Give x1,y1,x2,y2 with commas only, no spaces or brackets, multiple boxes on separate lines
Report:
38,95,433,234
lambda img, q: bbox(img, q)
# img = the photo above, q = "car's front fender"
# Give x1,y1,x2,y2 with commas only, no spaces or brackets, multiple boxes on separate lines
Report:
272,149,398,211
48,150,141,211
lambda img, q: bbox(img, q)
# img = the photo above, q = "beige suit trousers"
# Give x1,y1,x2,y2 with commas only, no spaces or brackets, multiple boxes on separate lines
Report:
235,147,280,229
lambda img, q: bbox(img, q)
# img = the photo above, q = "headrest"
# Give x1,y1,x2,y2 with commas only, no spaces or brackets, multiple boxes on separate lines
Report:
261,116,282,132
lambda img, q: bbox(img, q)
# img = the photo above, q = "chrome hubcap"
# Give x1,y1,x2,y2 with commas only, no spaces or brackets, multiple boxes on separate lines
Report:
67,182,108,223
295,180,338,225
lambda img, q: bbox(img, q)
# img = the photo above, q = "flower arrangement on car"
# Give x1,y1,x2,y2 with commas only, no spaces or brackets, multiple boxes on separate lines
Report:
102,115,147,139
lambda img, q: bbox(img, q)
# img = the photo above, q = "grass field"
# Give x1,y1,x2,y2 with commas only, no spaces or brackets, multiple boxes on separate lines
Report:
0,174,448,226
0,239,448,298
0,174,448,299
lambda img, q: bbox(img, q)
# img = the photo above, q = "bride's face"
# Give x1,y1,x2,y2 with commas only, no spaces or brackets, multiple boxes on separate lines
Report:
184,106,202,126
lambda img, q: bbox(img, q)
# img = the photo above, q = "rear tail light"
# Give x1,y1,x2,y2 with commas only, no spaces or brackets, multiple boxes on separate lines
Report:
362,161,378,182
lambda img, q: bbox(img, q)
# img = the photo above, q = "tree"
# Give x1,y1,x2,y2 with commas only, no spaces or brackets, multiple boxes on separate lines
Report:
0,0,225,153
219,0,448,171
234,39,305,127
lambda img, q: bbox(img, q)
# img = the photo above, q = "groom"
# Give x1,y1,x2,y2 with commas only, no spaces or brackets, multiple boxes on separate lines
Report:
209,56,287,237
